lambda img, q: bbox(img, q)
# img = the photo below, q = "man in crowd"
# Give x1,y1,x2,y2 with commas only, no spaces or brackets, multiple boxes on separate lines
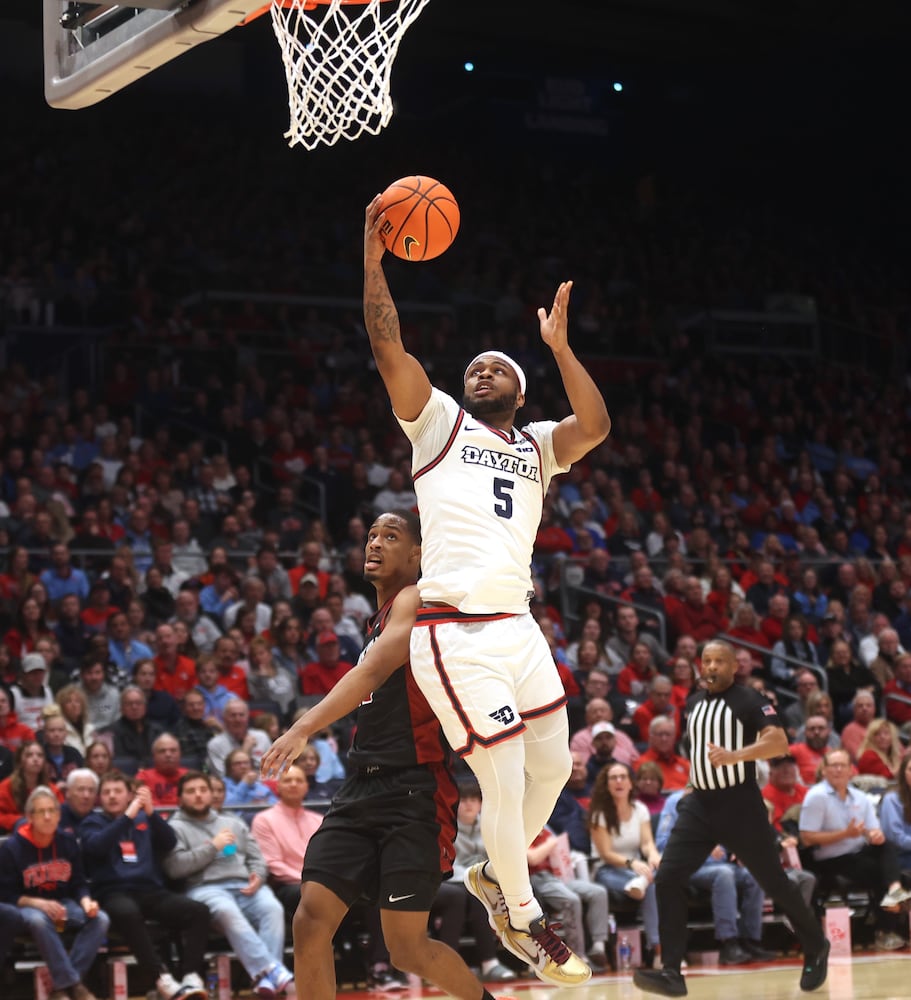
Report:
632,675,680,743
607,604,670,669
106,686,163,772
799,748,911,950
107,611,154,677
163,772,294,997
299,631,354,696
570,698,639,768
41,542,90,604
212,636,250,701
59,769,100,836
250,763,324,916
667,577,727,645
761,755,808,833
172,589,222,655
839,690,877,762
206,699,272,778
788,715,834,785
638,716,690,792
81,772,208,1000
0,786,110,1000
194,656,234,725
136,733,188,809
153,624,198,701
78,657,121,730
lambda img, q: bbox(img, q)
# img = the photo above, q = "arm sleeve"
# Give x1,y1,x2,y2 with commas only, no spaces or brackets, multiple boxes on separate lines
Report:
798,788,825,833
880,793,911,852
80,814,131,859
161,821,218,880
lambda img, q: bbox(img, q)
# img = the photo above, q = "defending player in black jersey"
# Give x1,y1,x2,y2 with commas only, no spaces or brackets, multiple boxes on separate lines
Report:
634,640,829,998
261,511,500,1000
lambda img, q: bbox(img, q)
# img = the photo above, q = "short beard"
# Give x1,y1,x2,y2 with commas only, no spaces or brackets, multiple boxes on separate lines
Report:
462,389,518,422
180,803,211,819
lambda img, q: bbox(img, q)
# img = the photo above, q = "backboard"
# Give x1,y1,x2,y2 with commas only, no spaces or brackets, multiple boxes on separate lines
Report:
44,0,264,109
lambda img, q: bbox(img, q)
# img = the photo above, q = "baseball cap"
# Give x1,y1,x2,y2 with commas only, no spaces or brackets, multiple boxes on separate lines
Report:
591,721,616,739
22,653,47,673
769,754,796,766
300,573,319,587
464,351,527,396
316,631,339,645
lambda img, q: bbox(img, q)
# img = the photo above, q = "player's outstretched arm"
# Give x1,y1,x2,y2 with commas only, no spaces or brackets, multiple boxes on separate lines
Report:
363,197,432,422
261,585,421,777
540,280,611,467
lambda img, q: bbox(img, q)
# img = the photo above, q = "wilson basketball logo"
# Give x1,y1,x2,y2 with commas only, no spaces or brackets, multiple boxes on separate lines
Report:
489,705,515,725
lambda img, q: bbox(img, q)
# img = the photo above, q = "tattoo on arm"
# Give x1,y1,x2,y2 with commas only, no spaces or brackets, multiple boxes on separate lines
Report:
364,264,400,348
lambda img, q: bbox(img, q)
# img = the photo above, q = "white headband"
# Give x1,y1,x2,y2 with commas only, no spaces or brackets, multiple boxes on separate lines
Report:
463,351,527,396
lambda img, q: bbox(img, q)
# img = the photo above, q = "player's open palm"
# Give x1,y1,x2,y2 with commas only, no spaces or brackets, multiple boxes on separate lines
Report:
537,280,573,353
261,728,309,779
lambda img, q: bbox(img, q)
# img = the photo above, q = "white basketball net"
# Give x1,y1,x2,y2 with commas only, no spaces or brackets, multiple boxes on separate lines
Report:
271,0,432,150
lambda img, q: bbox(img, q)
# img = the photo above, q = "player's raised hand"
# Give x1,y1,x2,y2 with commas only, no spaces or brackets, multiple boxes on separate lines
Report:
365,195,387,264
261,725,311,779
537,280,573,353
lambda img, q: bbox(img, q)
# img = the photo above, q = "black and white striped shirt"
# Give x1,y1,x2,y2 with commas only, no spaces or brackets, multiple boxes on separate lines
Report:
687,684,781,791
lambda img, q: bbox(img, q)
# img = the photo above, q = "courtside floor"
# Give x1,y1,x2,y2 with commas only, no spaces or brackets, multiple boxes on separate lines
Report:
334,953,911,1000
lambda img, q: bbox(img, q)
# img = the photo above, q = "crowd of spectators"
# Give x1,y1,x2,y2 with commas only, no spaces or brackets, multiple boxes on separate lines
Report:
1,91,911,992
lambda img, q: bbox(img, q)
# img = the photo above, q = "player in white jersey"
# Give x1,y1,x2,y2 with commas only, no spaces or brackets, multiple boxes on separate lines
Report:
363,196,611,986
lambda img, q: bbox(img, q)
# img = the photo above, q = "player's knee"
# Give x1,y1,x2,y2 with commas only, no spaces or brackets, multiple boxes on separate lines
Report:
292,894,336,944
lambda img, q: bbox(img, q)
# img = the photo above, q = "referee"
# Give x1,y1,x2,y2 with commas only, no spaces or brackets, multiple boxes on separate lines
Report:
634,640,829,997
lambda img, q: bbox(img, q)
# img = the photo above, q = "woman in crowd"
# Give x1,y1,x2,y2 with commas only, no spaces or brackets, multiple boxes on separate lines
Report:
55,685,98,756
565,618,611,672
589,761,661,959
771,614,819,687
270,616,307,676
634,761,666,816
247,637,296,719
856,718,904,780
704,563,744,619
792,567,828,625
0,740,62,832
880,751,911,869
85,740,113,779
0,546,37,610
3,595,53,659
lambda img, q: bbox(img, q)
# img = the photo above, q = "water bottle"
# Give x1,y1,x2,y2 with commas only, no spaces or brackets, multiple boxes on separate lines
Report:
221,843,236,857
608,914,617,937
206,959,218,999
619,935,631,972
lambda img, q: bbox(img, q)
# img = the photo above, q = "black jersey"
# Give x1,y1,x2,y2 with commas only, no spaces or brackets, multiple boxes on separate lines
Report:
346,593,452,770
687,682,782,791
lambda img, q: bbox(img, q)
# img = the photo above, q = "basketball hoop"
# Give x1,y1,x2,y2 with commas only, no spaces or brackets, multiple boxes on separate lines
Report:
269,0,432,150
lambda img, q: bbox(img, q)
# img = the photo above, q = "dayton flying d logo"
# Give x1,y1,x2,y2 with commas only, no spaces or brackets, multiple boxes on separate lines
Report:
403,235,420,259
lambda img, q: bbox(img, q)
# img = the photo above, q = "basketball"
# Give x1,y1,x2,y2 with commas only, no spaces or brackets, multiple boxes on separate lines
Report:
377,175,460,261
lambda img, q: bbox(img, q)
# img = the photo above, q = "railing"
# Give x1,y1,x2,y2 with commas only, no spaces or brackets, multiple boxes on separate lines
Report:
717,632,828,693
559,562,669,654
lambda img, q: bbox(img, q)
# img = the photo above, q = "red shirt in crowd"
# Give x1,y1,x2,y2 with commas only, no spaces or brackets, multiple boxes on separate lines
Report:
153,654,198,700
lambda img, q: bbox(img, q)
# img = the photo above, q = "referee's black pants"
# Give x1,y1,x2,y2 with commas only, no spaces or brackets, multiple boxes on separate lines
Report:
654,784,826,971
